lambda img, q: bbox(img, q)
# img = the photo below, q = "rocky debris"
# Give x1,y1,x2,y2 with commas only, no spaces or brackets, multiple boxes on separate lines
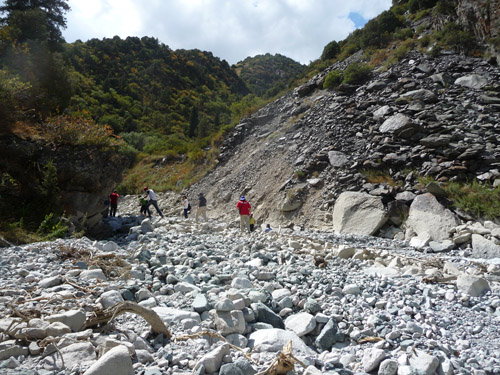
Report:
0,201,498,374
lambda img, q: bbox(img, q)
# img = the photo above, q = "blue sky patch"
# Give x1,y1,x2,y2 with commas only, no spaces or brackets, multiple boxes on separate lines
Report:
348,12,367,28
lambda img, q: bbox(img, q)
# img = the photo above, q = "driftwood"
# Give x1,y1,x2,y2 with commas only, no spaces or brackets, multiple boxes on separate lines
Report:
256,340,305,375
358,336,384,344
175,330,254,362
84,301,172,339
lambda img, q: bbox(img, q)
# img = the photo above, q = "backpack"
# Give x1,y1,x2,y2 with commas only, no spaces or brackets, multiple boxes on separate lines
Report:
187,203,191,211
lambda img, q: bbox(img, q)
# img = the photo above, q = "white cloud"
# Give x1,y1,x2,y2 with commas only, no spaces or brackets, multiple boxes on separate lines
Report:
64,0,392,64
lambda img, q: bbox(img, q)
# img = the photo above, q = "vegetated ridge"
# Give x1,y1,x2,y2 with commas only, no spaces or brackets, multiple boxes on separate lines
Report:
233,53,307,97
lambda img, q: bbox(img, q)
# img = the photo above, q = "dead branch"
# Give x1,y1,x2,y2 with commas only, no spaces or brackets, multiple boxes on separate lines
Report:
256,340,306,375
175,330,254,363
84,301,172,339
358,336,384,344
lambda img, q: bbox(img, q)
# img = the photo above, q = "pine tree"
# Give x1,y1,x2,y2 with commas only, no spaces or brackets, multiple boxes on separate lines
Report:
0,0,70,47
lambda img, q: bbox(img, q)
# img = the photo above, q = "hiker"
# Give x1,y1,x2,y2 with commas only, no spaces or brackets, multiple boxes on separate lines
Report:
139,196,150,217
109,190,119,217
249,214,255,232
264,223,272,233
182,194,190,219
236,196,251,233
196,192,208,223
144,187,164,218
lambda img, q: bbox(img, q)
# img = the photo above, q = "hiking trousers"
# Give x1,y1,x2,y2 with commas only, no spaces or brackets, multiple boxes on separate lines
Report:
148,200,164,218
196,206,207,222
240,215,250,232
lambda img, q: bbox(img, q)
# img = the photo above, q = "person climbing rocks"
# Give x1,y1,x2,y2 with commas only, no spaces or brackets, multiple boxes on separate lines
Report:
264,223,272,233
109,190,119,217
196,192,208,223
139,196,150,217
236,196,251,233
249,214,255,232
144,187,164,218
182,194,190,219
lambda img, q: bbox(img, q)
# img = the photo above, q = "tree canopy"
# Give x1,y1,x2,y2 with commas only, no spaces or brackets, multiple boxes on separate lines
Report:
0,0,70,47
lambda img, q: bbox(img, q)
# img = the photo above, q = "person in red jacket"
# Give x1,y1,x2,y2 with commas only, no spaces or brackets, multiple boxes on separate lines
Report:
236,196,251,233
109,190,119,217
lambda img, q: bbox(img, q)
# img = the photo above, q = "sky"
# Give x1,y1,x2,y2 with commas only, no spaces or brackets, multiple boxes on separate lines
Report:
63,0,392,65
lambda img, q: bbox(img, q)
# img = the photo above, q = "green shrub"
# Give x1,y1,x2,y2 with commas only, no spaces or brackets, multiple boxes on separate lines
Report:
435,0,456,15
409,0,438,13
294,169,306,180
393,39,415,61
394,28,414,41
444,180,500,220
343,63,372,85
321,41,340,61
37,212,68,240
42,115,114,146
437,22,476,54
419,34,432,48
323,70,343,89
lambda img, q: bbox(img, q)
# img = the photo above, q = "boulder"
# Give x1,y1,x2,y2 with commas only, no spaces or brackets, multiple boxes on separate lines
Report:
408,350,439,375
454,74,488,89
83,345,133,375
328,151,349,168
456,275,491,297
247,328,315,355
284,312,316,336
209,310,246,335
471,234,500,259
400,88,437,103
332,192,387,236
405,194,459,241
379,113,422,139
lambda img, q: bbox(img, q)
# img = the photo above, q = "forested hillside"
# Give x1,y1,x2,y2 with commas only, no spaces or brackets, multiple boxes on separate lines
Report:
233,53,306,97
66,37,249,140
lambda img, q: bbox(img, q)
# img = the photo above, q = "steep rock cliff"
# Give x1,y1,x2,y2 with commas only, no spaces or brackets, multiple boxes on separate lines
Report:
0,134,131,232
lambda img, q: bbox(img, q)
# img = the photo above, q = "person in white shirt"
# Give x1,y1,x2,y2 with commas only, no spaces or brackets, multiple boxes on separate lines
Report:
143,187,164,218
182,194,189,219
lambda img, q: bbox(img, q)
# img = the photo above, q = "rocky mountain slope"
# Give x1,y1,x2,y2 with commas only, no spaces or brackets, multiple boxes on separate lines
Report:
187,49,500,247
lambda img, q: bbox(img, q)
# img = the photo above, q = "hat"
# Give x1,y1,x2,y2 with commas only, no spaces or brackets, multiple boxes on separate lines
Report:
240,196,245,201
143,187,148,191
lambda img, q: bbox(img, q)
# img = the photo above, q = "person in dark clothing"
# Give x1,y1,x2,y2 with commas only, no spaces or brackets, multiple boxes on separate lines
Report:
109,190,119,217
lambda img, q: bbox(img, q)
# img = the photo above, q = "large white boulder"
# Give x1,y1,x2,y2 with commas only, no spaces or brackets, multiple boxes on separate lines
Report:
332,192,387,236
405,193,459,241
